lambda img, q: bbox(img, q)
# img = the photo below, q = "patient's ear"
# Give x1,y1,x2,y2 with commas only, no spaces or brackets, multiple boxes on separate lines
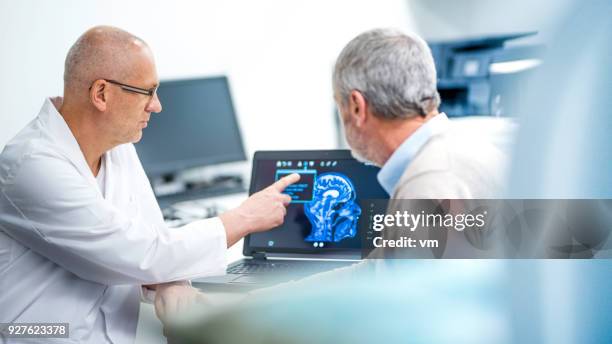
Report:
348,90,368,127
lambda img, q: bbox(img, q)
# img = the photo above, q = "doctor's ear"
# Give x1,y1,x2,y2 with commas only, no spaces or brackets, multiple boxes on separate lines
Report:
89,79,108,112
348,90,368,127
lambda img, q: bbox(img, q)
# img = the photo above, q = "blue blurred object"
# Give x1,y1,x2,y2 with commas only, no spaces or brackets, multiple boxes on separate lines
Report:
505,0,612,343
172,260,612,344
506,0,612,198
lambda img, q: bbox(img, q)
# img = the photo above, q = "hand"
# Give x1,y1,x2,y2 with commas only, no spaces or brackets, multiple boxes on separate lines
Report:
150,282,207,323
220,173,300,246
236,173,300,233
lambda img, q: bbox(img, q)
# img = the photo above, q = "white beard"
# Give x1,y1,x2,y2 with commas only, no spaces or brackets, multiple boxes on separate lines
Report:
344,120,379,166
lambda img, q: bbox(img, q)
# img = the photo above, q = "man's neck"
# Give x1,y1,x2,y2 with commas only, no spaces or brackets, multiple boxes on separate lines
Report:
375,110,439,165
58,102,110,176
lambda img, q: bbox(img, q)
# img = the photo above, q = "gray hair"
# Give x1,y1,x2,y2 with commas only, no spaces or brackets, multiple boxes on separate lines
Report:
63,26,147,93
333,28,440,119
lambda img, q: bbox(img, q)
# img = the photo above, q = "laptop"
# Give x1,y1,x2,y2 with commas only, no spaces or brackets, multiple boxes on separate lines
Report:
193,150,389,290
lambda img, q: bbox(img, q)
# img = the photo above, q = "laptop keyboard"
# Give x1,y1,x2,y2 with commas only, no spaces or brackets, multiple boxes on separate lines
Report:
227,260,353,275
227,262,292,274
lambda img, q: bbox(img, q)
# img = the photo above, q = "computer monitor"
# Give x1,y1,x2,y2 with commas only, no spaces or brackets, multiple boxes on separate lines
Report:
135,76,246,177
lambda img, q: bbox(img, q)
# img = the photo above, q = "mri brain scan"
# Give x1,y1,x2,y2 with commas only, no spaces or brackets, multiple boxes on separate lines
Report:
304,172,361,242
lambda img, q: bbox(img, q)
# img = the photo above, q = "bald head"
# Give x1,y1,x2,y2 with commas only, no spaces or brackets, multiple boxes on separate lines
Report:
63,26,151,96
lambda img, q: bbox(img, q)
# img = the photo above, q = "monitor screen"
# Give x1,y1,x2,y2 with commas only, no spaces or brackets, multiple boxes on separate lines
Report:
135,76,246,177
246,151,389,255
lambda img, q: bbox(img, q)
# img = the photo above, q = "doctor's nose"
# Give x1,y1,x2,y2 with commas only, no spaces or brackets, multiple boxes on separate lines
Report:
146,92,162,113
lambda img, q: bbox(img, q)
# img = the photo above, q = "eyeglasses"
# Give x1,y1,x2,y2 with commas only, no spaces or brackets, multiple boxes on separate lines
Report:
90,79,158,96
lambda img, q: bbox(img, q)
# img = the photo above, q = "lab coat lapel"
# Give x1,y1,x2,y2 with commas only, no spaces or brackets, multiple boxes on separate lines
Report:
42,99,99,190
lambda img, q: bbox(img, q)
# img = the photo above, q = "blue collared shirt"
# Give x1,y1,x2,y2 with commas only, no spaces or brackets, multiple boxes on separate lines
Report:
377,113,450,195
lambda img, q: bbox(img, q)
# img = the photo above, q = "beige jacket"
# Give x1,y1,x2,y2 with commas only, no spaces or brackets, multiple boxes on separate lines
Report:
394,117,512,199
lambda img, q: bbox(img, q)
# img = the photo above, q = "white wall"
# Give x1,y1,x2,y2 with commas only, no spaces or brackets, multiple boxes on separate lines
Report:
0,0,414,155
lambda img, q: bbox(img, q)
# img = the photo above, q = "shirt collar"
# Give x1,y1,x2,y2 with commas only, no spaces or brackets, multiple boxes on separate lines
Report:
377,113,450,195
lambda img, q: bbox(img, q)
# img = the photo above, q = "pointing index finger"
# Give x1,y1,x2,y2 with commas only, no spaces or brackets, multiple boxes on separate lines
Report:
271,173,300,192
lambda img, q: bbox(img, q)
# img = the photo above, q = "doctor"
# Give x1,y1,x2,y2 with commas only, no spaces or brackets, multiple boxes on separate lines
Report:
0,26,298,343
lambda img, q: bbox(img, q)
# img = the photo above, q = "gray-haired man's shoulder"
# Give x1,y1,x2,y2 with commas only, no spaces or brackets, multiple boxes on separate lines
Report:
394,117,515,199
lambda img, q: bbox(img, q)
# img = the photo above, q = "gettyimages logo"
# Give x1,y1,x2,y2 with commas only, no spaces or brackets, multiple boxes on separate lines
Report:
372,210,487,232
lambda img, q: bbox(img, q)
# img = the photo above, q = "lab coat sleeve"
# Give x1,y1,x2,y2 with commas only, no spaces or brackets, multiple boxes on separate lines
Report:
0,153,228,285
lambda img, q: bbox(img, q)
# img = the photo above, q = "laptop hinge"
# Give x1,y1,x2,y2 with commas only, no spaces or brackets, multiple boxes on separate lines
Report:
252,252,267,260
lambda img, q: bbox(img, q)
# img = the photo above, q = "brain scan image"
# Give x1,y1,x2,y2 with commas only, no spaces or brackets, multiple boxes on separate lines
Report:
304,172,362,243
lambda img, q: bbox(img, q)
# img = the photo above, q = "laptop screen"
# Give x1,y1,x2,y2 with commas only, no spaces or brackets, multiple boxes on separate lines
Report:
245,150,389,255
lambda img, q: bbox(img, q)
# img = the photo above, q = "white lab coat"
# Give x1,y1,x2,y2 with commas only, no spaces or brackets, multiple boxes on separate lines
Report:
0,99,228,343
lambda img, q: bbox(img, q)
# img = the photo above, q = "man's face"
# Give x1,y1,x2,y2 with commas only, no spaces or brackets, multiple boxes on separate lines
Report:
106,47,162,144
